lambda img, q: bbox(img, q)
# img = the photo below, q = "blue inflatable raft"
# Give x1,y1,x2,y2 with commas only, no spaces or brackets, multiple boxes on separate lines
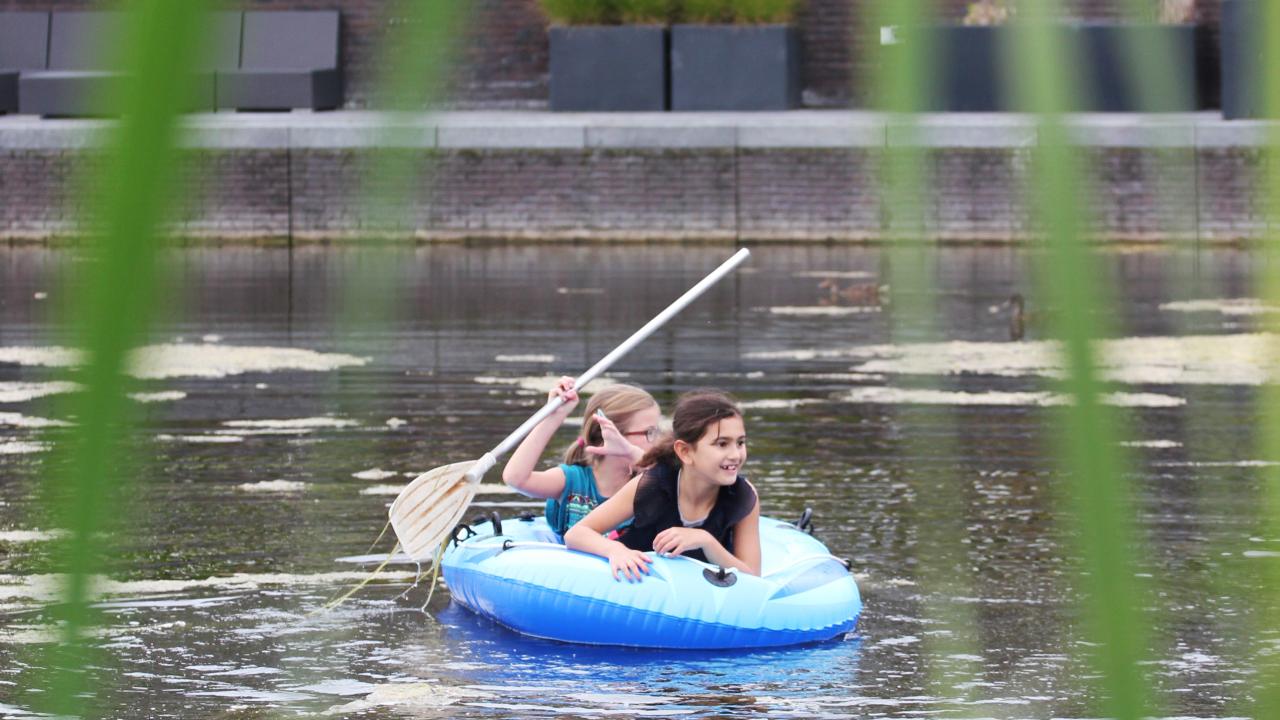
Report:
440,513,861,649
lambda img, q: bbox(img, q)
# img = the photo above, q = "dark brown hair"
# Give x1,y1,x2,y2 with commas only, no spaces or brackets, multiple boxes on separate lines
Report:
638,389,741,469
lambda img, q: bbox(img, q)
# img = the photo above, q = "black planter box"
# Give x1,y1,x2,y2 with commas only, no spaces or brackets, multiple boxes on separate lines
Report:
1072,22,1214,112
913,25,1015,112
670,24,800,111
549,25,667,111
1222,0,1264,119
899,23,1213,113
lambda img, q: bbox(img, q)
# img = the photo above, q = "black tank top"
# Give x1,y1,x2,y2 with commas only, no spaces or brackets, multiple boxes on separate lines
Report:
620,461,757,564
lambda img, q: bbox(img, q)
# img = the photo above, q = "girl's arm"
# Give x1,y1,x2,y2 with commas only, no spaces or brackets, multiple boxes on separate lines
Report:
501,376,577,499
564,478,652,581
652,493,762,576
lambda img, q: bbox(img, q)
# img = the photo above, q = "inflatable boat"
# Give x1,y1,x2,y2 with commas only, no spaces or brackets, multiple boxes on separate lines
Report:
440,512,861,649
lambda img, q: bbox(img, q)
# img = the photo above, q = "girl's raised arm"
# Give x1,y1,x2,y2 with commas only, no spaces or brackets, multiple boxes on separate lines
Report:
564,477,652,581
501,376,576,499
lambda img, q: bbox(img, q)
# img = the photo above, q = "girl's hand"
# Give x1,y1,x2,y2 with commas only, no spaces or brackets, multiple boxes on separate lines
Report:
584,413,639,459
606,546,652,581
652,527,714,558
548,376,579,418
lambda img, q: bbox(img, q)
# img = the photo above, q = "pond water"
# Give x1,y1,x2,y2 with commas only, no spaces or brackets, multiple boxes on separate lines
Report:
0,244,1269,718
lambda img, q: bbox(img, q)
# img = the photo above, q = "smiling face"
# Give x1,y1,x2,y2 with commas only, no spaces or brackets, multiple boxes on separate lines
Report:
676,414,747,487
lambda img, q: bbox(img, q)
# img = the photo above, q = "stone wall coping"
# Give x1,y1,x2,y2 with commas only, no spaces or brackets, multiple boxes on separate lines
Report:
0,111,1276,150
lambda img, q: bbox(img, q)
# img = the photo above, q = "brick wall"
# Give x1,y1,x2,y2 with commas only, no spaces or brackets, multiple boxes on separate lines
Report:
0,0,1227,109
0,145,1260,243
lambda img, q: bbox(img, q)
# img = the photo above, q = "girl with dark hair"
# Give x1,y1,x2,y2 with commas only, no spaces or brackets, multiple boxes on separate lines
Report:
502,377,661,537
565,390,760,581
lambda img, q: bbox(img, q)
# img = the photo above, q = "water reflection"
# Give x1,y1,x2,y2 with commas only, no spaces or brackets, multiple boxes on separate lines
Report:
396,605,865,718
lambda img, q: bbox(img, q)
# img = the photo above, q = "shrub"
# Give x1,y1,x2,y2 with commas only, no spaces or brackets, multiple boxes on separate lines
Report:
1157,0,1196,24
963,0,1013,26
729,0,798,24
616,0,677,24
539,0,613,25
679,0,728,24
539,0,798,26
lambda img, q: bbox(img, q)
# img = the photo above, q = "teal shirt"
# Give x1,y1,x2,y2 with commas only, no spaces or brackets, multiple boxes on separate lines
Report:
545,463,603,537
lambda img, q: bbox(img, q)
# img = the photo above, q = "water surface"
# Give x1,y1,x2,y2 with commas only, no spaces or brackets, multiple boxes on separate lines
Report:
0,244,1267,718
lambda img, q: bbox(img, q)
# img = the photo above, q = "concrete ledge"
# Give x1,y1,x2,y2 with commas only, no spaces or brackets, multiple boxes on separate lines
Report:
3,110,1275,151
289,125,436,149
438,125,583,149
737,120,885,148
585,124,737,149
1064,115,1196,147
0,119,108,150
0,109,1274,244
182,126,291,150
1195,120,1275,149
888,115,1038,148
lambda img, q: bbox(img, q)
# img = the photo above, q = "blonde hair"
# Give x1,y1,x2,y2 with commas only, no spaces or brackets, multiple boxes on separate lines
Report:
562,383,658,465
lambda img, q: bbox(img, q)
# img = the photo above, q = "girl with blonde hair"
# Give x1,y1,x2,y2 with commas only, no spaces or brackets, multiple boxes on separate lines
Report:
502,377,661,537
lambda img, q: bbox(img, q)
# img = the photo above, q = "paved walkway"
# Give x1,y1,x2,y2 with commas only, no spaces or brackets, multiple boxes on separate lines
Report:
0,110,1272,150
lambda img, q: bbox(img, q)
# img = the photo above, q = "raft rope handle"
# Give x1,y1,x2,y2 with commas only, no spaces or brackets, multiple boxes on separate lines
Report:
364,519,394,555
314,519,464,615
418,538,448,613
311,539,403,616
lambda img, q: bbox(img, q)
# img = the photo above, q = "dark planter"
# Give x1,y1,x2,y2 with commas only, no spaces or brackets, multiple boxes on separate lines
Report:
915,25,1015,112
549,25,667,111
1072,22,1214,112
670,24,800,111
1222,0,1264,119
899,22,1213,113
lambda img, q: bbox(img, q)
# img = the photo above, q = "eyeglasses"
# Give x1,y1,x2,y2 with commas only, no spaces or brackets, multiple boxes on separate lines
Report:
623,427,661,443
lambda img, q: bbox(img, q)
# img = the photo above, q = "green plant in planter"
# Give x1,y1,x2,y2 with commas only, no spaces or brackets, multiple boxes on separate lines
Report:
616,0,677,24
729,0,798,24
540,0,611,24
540,0,674,25
1157,0,1196,24
963,0,1014,26
678,0,797,25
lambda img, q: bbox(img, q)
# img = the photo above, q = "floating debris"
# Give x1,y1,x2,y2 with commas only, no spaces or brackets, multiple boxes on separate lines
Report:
0,381,79,403
838,387,1184,408
157,434,245,444
0,530,67,543
495,354,556,363
129,391,187,403
236,480,308,493
0,441,50,455
474,376,618,395
739,398,829,410
0,343,367,380
0,412,70,429
748,334,1280,387
223,417,358,430
1159,298,1279,316
1122,439,1182,449
761,306,882,316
